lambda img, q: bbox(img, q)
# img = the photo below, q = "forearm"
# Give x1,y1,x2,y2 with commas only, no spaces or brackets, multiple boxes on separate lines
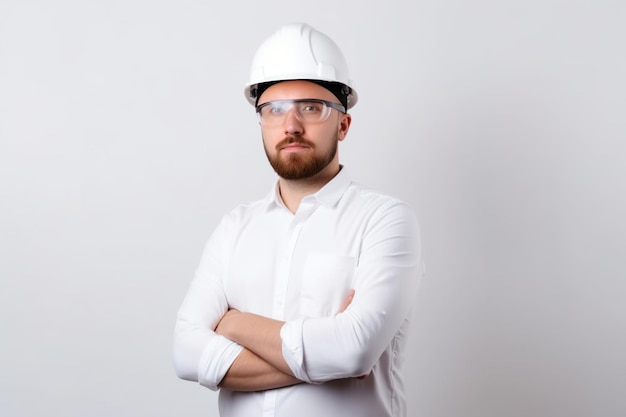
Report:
217,311,293,376
219,347,301,391
216,291,357,383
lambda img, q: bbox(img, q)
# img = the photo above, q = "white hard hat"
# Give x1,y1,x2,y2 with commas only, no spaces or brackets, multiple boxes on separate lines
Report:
244,23,358,109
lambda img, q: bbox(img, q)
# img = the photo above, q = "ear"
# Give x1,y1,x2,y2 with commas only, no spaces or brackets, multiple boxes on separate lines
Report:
337,113,352,141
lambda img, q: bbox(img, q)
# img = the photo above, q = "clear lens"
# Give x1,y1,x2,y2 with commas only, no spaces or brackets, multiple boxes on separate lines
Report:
256,99,344,125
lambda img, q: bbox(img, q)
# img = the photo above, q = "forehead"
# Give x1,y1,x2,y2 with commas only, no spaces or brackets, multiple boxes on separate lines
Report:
258,80,337,103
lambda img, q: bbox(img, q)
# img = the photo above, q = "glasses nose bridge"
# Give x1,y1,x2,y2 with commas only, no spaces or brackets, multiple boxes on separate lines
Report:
283,101,303,123
282,102,305,131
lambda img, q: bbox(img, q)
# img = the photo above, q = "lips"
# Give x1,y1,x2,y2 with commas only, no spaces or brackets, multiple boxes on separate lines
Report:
276,136,315,151
281,143,309,151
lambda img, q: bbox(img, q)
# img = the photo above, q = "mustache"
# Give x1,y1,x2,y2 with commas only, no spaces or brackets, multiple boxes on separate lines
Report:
275,136,315,150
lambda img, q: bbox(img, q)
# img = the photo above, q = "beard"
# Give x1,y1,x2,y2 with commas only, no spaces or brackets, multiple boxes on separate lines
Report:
264,134,338,180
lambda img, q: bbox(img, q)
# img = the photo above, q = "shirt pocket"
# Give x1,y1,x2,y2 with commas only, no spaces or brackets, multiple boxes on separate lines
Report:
300,253,357,318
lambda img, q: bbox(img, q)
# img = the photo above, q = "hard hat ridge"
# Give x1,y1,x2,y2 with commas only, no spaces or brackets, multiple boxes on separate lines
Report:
244,22,358,109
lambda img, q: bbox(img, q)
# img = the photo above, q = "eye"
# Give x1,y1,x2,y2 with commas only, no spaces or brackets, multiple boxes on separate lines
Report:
299,101,323,113
268,103,287,114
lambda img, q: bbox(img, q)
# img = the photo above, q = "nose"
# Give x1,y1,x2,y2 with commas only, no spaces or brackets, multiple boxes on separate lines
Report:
283,108,304,135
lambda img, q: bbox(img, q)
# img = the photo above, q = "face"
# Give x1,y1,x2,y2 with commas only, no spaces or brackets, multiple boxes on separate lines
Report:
257,80,351,181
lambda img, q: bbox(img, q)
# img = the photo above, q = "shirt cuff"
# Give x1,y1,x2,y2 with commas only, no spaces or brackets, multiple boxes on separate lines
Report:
197,335,244,391
280,319,318,384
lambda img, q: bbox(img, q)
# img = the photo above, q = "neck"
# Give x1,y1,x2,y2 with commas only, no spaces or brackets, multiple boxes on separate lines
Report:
278,164,341,213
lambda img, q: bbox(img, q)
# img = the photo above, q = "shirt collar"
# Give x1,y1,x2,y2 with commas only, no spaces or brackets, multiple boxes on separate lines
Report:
313,166,351,208
264,166,352,211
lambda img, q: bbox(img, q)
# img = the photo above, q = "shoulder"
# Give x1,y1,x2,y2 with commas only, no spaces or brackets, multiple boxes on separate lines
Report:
221,196,271,226
203,196,271,250
344,182,416,218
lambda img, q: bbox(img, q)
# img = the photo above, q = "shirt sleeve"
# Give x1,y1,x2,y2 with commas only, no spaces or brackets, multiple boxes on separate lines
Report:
172,217,244,391
281,201,423,383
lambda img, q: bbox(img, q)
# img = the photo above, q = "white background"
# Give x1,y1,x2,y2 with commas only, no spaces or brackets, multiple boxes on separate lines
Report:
1,1,625,416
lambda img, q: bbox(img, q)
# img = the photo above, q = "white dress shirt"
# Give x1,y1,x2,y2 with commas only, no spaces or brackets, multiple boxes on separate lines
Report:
173,168,423,417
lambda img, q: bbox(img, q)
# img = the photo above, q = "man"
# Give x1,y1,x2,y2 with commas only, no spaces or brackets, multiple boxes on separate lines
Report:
173,22,423,417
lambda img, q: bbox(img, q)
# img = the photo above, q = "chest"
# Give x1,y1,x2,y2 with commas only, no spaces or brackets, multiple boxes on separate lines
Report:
223,212,365,319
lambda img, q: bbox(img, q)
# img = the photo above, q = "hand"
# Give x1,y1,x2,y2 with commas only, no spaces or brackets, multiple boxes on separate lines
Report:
336,289,355,315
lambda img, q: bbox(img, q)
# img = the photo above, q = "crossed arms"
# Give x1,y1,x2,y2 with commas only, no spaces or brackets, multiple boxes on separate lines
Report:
173,201,421,391
215,290,355,391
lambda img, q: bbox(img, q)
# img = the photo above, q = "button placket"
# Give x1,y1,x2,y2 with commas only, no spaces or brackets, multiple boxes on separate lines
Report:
271,201,317,320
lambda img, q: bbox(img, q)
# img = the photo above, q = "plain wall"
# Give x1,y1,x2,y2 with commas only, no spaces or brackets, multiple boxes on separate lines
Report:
1,1,624,416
